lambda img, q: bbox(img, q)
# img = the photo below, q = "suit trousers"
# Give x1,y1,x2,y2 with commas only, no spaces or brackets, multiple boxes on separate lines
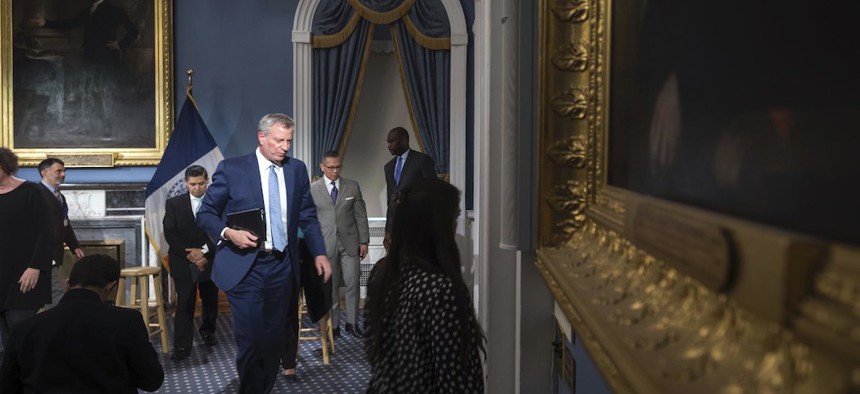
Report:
280,282,300,371
226,252,292,394
331,239,360,328
173,274,218,351
43,266,64,311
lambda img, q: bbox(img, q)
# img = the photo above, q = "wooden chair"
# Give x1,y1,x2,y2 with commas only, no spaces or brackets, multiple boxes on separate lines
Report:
115,266,170,354
297,289,335,364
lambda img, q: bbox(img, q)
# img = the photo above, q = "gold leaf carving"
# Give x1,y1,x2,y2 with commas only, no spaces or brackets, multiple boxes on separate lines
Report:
551,87,589,120
548,137,587,168
547,181,587,243
540,221,816,392
552,42,589,72
552,0,590,23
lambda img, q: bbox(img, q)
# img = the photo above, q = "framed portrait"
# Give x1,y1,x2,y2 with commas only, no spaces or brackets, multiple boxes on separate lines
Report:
536,0,860,392
0,0,173,166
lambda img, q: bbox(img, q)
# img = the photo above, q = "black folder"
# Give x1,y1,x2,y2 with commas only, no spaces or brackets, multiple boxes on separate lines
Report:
226,208,267,244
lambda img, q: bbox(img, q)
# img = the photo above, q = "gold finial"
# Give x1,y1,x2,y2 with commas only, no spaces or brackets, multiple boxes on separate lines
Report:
186,69,194,89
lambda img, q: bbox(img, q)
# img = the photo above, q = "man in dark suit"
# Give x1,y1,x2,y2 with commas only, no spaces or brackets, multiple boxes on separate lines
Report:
196,113,331,394
312,151,370,338
163,165,219,361
37,158,84,310
0,254,164,393
383,126,437,248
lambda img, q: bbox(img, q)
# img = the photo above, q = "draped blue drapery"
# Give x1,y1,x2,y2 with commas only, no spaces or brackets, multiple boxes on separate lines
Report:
393,0,450,174
311,0,372,175
310,0,451,176
353,0,407,12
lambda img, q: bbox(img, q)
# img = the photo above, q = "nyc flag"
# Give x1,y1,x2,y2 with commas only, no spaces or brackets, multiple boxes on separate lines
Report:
145,87,223,271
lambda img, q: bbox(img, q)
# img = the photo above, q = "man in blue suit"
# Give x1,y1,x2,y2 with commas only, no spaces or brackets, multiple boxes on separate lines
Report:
196,113,331,394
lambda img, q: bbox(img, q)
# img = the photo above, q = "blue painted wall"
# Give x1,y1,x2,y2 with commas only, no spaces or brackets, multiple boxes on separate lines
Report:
173,0,298,159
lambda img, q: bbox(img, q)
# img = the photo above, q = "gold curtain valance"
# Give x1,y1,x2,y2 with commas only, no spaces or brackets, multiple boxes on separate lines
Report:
346,0,415,25
312,12,363,48
314,0,451,50
403,15,450,50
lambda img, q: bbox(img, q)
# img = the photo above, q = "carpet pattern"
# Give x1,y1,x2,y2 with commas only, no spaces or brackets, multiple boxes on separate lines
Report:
150,312,371,393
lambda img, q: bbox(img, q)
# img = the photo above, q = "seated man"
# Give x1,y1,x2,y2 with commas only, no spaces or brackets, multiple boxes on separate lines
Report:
0,255,164,393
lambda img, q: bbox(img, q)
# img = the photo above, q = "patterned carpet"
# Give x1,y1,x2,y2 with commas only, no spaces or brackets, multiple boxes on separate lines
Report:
150,312,371,393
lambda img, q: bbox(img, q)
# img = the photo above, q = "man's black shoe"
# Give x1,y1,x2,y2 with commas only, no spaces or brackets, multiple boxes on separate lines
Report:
201,332,217,347
346,323,366,338
170,347,190,361
332,327,340,338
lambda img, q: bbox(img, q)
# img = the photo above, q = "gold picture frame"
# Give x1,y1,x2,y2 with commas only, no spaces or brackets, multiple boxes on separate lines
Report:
0,0,173,167
537,0,860,393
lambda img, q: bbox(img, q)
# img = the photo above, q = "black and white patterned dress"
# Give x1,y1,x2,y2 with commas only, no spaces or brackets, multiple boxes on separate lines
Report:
368,265,484,393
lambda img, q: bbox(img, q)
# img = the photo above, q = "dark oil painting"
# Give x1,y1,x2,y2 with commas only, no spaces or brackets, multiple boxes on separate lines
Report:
12,0,155,149
608,0,860,245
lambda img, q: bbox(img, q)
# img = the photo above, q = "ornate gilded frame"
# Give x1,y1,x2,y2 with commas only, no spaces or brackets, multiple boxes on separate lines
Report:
0,0,173,167
536,0,860,392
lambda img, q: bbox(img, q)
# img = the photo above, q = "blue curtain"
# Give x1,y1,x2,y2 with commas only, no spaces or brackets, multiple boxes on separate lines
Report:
311,0,372,176
354,0,407,12
310,0,451,175
392,0,451,174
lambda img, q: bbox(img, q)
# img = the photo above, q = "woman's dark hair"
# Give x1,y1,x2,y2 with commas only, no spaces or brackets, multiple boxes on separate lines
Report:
366,179,485,364
0,147,19,176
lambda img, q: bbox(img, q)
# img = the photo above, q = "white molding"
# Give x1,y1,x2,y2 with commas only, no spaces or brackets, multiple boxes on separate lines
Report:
292,0,320,175
499,0,519,250
292,31,311,43
474,0,492,332
440,0,468,244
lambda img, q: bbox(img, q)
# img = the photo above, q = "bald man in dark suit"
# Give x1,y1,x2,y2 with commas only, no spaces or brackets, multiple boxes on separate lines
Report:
383,127,437,248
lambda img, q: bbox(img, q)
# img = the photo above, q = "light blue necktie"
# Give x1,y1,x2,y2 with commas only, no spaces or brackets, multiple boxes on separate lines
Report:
394,156,404,186
268,164,286,252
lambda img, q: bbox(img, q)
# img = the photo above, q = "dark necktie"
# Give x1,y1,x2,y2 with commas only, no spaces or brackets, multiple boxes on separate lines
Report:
268,165,287,252
55,189,69,220
330,181,338,204
395,156,404,186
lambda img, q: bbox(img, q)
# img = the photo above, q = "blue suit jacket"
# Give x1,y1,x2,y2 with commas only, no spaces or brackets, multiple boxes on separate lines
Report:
196,153,326,292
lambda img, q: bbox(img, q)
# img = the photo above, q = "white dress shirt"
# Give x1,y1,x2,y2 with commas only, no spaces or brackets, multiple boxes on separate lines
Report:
256,148,287,250
324,175,340,196
190,194,209,253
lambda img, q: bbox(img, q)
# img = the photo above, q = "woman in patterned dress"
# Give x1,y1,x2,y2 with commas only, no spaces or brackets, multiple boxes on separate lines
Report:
366,179,485,393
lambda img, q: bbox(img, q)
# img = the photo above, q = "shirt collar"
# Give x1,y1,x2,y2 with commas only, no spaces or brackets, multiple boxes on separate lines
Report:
255,148,281,172
399,149,410,161
323,175,339,185
41,180,58,193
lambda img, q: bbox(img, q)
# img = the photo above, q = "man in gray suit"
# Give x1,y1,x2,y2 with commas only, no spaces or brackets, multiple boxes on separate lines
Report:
311,151,369,338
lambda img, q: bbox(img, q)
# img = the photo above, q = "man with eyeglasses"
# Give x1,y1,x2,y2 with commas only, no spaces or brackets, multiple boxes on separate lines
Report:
311,151,369,339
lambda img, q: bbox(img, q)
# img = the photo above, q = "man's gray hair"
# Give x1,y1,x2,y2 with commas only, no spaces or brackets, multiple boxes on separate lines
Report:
258,113,295,136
